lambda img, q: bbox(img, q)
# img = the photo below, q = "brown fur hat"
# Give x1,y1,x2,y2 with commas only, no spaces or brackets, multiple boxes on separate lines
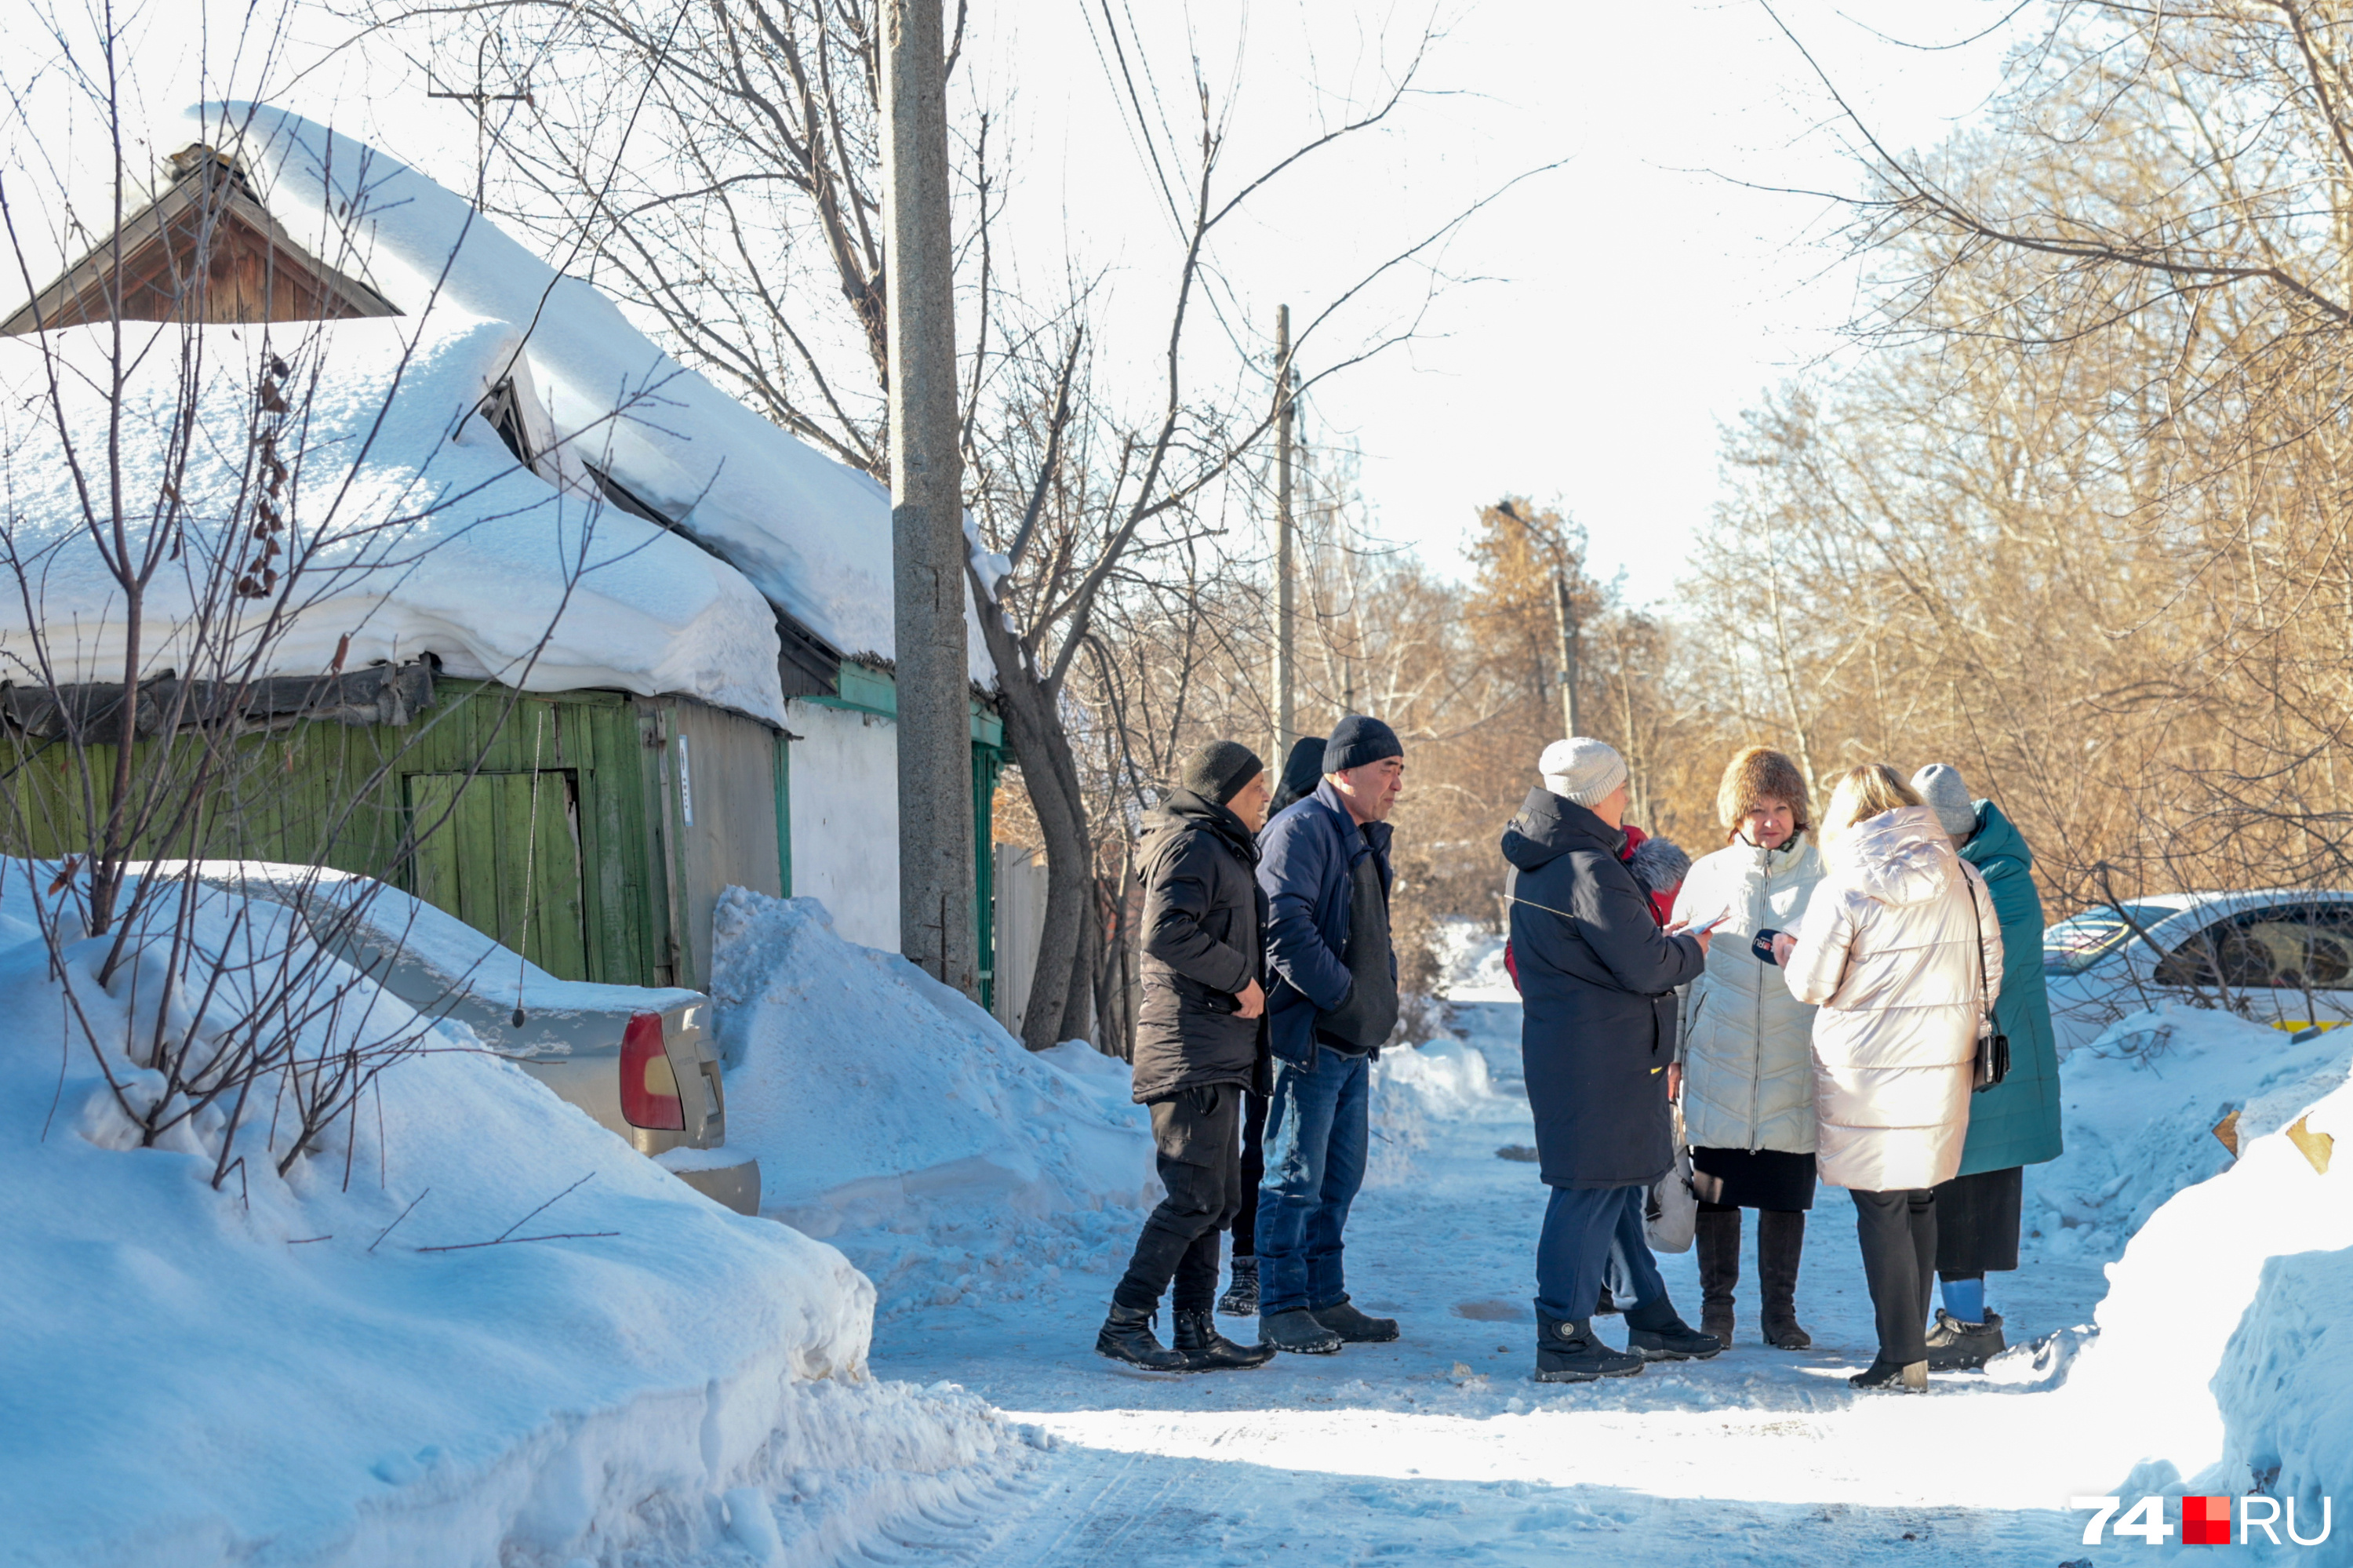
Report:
1717,746,1811,835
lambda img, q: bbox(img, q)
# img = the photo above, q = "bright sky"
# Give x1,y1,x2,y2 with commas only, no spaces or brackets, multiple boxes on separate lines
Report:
6,0,2035,608
975,0,2034,607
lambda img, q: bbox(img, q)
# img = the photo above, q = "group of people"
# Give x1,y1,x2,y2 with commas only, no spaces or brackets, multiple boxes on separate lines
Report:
1099,717,2064,1394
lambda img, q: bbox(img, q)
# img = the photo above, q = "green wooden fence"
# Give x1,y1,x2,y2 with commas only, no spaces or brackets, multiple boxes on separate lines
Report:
0,679,670,987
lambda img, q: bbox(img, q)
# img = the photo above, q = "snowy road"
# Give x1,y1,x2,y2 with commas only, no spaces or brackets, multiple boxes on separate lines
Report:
861,997,2123,1566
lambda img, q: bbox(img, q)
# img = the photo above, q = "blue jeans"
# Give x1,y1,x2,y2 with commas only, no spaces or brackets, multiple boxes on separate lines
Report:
1535,1184,1666,1322
1257,1045,1371,1315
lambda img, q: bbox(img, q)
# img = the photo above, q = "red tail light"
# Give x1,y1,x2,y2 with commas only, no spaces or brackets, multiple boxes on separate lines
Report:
620,1012,686,1130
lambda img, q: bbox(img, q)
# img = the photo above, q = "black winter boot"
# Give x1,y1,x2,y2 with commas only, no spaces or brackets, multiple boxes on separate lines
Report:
1096,1304,1189,1370
1260,1307,1344,1355
1695,1206,1741,1345
1173,1308,1275,1370
1849,1355,1928,1392
1533,1311,1643,1383
1593,1283,1620,1317
1624,1293,1724,1361
1924,1308,2006,1370
1217,1256,1260,1318
1756,1208,1813,1350
1311,1297,1400,1344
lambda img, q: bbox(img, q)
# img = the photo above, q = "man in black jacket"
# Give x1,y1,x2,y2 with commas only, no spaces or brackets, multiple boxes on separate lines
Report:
1503,737,1722,1382
1096,740,1278,1372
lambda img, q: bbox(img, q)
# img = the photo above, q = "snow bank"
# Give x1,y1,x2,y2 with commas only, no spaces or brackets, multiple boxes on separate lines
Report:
2035,1009,2353,1512
0,868,1020,1567
1430,916,1518,1003
1366,1024,1523,1189
2207,1242,2353,1545
1380,1033,1503,1119
2022,1006,2353,1264
0,313,785,722
706,889,1155,1318
204,102,994,682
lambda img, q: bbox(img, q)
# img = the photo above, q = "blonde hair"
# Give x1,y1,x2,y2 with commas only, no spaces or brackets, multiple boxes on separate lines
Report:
1820,763,1922,840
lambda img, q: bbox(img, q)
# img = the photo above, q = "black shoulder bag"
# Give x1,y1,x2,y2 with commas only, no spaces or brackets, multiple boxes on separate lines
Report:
1964,871,2010,1093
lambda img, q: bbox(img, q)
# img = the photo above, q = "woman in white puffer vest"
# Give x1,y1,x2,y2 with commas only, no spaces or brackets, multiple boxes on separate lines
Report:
1671,748,1825,1351
1778,764,2000,1392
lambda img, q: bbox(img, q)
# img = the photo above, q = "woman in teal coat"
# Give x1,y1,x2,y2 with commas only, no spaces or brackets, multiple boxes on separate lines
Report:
1911,766,2064,1369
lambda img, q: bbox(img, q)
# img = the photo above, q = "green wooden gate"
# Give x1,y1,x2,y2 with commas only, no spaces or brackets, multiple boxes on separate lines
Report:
406,769,591,980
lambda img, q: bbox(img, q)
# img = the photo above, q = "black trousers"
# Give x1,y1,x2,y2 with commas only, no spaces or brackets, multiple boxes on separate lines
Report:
1231,1089,1268,1257
1114,1082,1245,1314
1933,1165,2024,1277
1851,1188,1937,1365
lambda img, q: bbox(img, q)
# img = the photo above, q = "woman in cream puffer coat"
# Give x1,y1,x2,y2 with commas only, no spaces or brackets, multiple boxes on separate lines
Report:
1781,765,2001,1390
1671,746,1824,1349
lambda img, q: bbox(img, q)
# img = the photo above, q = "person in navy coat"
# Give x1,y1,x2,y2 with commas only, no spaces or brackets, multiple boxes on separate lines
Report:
1253,715,1407,1355
1503,737,1723,1382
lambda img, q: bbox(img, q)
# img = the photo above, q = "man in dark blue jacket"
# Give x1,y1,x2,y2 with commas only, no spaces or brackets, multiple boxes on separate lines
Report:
1253,715,1406,1354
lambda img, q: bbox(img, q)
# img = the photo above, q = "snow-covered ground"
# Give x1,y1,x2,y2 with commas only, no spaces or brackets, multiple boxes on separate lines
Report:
0,873,1031,1568
24,893,2353,1566
705,889,1157,1325
829,924,2353,1566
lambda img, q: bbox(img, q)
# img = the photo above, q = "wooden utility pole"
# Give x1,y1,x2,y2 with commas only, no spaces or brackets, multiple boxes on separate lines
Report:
1553,569,1580,737
882,0,977,995
1271,305,1296,769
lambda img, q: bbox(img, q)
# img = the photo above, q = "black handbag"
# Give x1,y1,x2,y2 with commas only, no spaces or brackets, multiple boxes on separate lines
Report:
1965,874,2010,1093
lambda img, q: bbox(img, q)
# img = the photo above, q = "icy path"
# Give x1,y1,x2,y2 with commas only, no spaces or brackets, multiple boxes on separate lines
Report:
860,996,2125,1566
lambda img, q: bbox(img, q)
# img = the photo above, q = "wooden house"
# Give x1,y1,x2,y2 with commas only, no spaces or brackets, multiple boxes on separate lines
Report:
0,121,1009,999
0,144,398,333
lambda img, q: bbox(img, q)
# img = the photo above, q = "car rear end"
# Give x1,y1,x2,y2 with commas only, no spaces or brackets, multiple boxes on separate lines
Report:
180,864,762,1215
508,998,761,1215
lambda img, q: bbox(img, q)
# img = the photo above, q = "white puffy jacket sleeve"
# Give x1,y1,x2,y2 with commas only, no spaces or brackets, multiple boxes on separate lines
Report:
1784,890,1856,1009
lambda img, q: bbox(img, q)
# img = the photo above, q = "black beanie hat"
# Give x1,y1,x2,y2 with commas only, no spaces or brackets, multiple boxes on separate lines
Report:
1323,714,1403,775
1269,736,1328,815
1178,740,1264,806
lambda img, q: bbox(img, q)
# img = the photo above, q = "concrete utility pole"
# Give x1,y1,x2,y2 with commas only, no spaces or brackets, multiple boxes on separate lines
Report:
1271,305,1296,767
882,0,976,995
1553,569,1580,737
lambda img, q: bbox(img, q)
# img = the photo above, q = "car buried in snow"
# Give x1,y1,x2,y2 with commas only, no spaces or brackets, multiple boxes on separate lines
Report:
181,863,761,1215
2042,888,2353,1055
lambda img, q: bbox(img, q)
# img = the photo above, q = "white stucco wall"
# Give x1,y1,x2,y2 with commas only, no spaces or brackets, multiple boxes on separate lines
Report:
784,700,901,951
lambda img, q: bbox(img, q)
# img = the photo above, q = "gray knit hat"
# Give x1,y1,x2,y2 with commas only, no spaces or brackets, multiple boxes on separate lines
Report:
1911,763,1979,840
1179,740,1264,806
1539,737,1629,807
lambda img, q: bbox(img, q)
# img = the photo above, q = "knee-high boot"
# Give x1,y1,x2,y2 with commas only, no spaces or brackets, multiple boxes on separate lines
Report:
1757,1208,1813,1349
1695,1206,1740,1344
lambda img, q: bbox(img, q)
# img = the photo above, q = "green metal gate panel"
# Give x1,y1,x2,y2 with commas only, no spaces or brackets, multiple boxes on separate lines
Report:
406,769,591,980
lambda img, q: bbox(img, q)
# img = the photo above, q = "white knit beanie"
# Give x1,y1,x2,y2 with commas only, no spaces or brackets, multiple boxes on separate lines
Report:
1540,737,1629,807
1911,763,1978,839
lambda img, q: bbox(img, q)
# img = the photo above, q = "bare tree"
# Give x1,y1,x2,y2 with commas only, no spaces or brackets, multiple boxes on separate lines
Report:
363,0,1547,1047
0,44,659,1181
1675,1,2353,946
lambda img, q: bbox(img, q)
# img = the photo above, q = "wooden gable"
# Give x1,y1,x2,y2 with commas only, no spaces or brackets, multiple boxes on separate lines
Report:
1,144,398,336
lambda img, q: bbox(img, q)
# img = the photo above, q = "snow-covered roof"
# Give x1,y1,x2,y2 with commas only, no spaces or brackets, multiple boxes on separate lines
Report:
0,311,787,722
202,104,993,685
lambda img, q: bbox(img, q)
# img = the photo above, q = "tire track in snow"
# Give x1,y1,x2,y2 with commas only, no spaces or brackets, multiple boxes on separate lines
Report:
944,1444,1247,1566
